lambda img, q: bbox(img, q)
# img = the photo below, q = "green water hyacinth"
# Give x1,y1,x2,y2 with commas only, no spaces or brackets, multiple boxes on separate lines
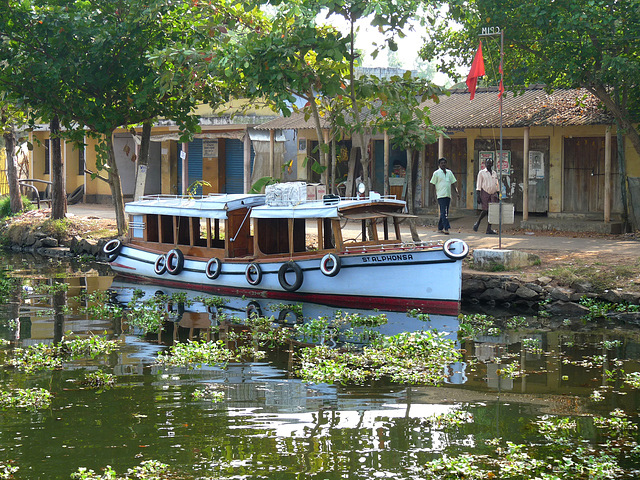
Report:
298,330,460,385
155,340,236,368
8,336,118,373
0,387,52,410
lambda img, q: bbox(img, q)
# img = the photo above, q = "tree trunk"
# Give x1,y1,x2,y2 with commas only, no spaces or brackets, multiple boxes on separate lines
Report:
3,127,22,214
307,91,329,186
331,136,337,195
133,120,152,201
50,116,66,220
405,149,421,242
105,133,127,236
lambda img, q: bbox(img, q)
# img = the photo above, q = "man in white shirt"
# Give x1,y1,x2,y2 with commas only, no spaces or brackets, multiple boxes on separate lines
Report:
430,157,459,235
473,158,500,234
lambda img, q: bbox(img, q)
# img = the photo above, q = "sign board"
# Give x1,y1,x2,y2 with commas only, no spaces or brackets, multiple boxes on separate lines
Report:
203,139,218,158
529,151,544,179
495,150,511,173
179,150,186,160
488,203,515,224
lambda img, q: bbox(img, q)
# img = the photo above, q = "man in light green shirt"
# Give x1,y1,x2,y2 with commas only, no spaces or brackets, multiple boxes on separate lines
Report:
430,157,459,234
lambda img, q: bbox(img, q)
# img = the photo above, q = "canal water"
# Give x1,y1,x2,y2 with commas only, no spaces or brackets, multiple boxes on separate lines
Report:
0,254,639,479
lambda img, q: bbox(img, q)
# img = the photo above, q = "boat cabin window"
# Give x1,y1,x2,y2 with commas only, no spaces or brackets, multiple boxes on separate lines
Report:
160,215,174,244
131,215,144,239
256,218,305,254
177,217,190,245
207,219,225,249
146,214,159,242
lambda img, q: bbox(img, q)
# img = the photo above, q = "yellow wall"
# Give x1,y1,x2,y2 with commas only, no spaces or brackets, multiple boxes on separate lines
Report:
445,124,639,213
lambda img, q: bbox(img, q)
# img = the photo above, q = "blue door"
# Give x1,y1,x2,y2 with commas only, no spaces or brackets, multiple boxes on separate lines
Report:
177,139,204,195
224,139,254,194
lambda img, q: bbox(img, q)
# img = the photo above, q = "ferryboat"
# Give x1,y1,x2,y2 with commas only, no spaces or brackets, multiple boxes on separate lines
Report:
104,182,469,314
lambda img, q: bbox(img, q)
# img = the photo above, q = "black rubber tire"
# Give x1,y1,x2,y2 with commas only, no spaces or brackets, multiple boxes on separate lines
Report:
103,239,122,262
68,185,84,205
166,249,184,275
278,262,304,292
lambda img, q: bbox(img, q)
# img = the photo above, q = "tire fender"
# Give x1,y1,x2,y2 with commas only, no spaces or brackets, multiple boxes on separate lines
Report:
154,254,167,275
245,263,262,286
103,239,122,262
205,257,222,280
166,249,185,275
278,262,304,292
443,239,469,260
320,253,341,277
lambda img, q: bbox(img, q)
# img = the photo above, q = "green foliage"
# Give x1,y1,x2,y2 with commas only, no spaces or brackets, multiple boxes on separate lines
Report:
0,387,53,411
298,330,461,385
155,340,236,368
79,290,124,321
0,462,18,479
250,176,279,194
192,384,225,403
81,371,116,390
458,313,496,339
9,335,118,373
579,297,640,321
71,460,170,480
624,371,640,389
0,195,33,219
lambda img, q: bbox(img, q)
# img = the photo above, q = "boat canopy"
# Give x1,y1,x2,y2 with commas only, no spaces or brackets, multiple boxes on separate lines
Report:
124,194,265,219
250,197,406,220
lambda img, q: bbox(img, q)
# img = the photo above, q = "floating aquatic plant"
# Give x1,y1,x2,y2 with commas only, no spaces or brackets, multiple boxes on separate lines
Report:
81,371,116,390
155,340,236,368
192,384,225,402
8,335,118,373
71,460,170,480
297,330,460,385
0,387,52,411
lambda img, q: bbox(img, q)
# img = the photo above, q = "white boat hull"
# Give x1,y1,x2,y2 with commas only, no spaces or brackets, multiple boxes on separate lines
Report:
109,242,466,314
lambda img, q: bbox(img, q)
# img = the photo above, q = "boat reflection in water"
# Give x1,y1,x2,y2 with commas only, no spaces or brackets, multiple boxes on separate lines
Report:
109,277,468,385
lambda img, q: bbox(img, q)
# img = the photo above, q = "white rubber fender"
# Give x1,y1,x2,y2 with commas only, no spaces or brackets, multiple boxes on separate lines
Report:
443,239,470,260
154,254,167,275
320,253,341,277
245,263,262,286
205,257,222,280
103,239,122,262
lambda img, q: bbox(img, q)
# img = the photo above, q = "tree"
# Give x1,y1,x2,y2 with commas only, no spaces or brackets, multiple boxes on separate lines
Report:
422,0,640,225
0,98,25,214
363,71,445,239
0,0,203,234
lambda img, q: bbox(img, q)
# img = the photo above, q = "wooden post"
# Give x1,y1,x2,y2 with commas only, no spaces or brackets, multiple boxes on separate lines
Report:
243,131,251,193
181,142,189,195
384,130,390,196
523,126,530,221
438,134,444,159
604,126,612,223
269,130,275,178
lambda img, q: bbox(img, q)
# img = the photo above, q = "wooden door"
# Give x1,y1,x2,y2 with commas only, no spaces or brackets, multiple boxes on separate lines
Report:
563,137,620,213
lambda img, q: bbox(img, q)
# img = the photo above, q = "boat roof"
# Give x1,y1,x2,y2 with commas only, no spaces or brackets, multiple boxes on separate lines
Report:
124,193,406,220
124,193,265,219
250,197,406,219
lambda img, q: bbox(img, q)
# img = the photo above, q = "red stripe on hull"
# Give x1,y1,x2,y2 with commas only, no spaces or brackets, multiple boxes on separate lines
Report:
116,274,460,316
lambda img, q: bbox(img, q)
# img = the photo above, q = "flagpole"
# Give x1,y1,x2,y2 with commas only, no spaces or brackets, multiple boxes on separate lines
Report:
478,26,504,249
499,28,504,249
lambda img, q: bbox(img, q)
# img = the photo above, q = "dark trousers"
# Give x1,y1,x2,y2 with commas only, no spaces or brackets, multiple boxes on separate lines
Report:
437,197,451,231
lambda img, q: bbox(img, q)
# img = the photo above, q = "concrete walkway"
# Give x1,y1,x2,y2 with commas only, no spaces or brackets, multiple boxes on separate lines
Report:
67,203,639,257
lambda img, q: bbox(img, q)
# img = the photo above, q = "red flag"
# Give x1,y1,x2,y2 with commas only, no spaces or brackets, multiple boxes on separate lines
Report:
498,61,504,98
466,41,485,100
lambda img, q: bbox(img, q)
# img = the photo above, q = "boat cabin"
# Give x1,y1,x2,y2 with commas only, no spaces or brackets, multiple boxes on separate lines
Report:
125,193,411,262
